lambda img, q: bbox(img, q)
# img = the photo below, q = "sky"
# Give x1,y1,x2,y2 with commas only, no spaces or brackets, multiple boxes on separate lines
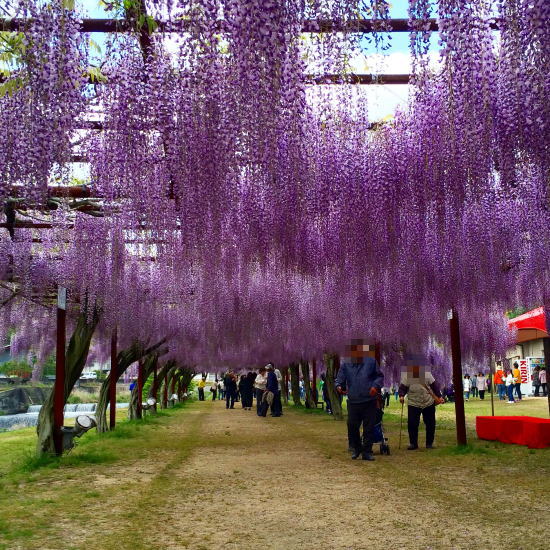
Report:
77,0,446,120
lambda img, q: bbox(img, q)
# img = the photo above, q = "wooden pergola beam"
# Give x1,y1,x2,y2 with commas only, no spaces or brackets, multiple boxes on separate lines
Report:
0,17,501,34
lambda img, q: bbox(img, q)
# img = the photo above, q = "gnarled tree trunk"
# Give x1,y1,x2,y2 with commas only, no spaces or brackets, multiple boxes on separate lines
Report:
36,307,100,455
96,338,168,432
149,360,175,410
128,353,158,420
289,363,302,406
300,360,316,408
324,353,343,420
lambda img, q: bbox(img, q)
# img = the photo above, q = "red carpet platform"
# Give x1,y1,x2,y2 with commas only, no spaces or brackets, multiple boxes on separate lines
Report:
476,416,550,449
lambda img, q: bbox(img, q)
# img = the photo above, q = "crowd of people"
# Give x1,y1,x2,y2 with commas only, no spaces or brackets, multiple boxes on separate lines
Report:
194,346,547,462
197,363,284,417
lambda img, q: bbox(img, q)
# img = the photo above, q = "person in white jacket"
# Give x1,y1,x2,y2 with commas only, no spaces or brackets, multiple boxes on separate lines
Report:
463,375,471,401
504,370,515,403
254,367,268,416
476,373,488,400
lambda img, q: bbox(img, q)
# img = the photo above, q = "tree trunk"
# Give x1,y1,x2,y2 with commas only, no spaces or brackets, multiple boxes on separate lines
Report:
128,353,159,420
301,360,316,408
324,353,343,420
280,367,288,405
36,307,100,455
289,363,302,406
96,338,168,432
150,360,175,411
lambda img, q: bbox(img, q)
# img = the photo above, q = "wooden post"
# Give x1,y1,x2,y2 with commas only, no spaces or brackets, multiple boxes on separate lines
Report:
137,359,144,419
53,286,67,456
489,357,495,417
449,308,467,445
311,359,318,402
109,327,118,429
163,371,168,408
543,337,550,417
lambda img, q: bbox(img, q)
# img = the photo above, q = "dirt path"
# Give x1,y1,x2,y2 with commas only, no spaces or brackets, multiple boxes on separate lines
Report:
79,400,547,550
2,400,548,550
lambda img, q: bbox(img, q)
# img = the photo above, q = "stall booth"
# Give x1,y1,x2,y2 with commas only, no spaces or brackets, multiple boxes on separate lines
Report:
506,307,547,396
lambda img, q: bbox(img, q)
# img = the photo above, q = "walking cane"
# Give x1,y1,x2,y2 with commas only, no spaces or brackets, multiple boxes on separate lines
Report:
398,400,404,449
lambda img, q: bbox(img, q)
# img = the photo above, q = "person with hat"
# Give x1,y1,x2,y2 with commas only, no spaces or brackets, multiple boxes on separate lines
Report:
398,357,444,450
335,339,384,461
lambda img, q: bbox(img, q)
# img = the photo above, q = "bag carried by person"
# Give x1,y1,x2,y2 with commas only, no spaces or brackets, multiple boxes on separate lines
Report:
263,391,274,406
210,385,217,392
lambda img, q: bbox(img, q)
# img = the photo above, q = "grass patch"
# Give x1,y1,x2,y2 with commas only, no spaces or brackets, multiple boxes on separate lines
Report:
438,443,496,456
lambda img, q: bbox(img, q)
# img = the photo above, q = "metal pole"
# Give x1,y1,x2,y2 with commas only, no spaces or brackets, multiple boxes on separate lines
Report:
53,286,67,456
449,308,467,445
137,359,144,419
109,327,118,429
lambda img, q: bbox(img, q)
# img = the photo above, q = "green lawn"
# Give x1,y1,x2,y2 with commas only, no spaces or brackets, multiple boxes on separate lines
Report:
0,397,548,550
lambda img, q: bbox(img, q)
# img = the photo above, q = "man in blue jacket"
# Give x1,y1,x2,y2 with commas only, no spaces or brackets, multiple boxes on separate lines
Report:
335,340,384,461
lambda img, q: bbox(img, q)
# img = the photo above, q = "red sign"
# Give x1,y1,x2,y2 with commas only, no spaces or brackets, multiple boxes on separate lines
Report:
519,360,528,384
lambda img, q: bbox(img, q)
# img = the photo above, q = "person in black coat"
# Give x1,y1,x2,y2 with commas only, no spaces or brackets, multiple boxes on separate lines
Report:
224,371,237,409
266,365,281,417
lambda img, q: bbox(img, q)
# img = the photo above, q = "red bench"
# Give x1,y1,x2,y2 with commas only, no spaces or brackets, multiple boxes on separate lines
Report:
476,416,550,449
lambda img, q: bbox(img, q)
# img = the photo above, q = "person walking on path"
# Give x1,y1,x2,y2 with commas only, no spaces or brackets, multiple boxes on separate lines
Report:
463,375,471,401
539,367,547,396
266,365,281,417
272,366,284,416
320,373,332,414
505,369,515,403
471,374,478,398
238,373,254,410
224,371,237,409
476,373,487,400
532,366,541,397
335,340,384,461
217,379,224,400
210,380,218,401
198,378,206,401
398,359,444,450
512,362,522,401
254,366,267,416
494,364,505,400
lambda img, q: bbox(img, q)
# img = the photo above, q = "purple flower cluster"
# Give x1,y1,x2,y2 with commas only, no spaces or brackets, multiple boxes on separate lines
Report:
0,1,548,381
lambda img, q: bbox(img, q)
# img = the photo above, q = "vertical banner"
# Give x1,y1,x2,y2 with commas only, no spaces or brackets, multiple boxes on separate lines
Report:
519,358,531,396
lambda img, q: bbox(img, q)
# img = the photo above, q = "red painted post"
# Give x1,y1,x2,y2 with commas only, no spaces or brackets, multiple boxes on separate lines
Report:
53,286,67,456
137,359,144,419
163,372,168,408
109,327,118,429
449,308,467,445
311,359,318,402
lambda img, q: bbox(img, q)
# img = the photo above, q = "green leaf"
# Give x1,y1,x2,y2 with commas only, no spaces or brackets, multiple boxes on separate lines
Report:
87,66,108,83
63,0,76,10
146,15,157,34
89,38,102,54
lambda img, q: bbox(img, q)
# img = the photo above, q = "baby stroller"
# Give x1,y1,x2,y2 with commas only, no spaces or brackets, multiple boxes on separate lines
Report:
373,397,390,455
